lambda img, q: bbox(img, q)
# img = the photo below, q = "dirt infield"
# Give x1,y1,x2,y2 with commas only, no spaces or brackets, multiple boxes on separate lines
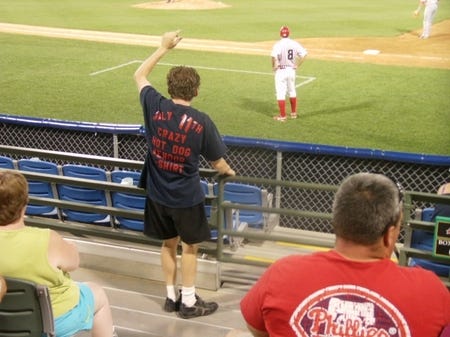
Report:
132,0,450,69
0,19,449,69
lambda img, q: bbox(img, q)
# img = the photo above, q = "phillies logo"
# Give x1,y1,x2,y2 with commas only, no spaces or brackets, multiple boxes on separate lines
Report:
289,285,411,337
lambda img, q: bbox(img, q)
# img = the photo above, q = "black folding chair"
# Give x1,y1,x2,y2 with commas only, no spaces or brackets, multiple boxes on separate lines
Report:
0,277,55,337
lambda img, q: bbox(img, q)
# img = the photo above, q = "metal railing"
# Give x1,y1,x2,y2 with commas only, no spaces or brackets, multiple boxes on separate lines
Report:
2,114,450,238
1,145,449,288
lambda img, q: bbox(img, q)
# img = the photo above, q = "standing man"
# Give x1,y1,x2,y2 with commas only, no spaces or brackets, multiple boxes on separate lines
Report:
239,173,450,336
271,26,307,121
134,30,235,319
414,0,439,39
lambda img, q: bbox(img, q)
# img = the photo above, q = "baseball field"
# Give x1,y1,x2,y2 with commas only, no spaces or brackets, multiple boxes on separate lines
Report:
0,0,449,155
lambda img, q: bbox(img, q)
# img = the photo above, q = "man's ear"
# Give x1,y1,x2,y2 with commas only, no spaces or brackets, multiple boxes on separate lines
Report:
380,224,400,260
383,225,397,248
383,212,402,252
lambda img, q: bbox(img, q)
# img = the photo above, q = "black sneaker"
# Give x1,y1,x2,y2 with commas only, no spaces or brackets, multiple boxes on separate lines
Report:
177,295,218,319
163,296,181,312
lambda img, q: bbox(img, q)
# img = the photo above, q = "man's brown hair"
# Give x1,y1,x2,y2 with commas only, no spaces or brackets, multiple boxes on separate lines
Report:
167,66,200,101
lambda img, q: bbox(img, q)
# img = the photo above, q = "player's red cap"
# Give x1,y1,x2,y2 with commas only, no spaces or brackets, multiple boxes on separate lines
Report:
280,26,290,38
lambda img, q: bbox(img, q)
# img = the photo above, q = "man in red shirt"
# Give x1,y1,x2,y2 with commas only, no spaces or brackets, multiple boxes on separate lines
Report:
239,172,450,337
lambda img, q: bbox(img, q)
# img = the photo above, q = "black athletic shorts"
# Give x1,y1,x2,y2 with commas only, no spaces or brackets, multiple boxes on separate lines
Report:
143,197,210,244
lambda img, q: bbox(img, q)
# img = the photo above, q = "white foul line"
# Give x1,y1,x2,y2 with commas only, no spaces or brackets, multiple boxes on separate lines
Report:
89,60,142,76
90,60,316,86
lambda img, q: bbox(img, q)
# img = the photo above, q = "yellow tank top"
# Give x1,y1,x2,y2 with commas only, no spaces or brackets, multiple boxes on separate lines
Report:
0,226,79,317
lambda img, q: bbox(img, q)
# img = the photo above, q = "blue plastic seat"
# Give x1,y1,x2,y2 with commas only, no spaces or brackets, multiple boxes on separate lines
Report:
201,180,217,238
411,207,435,251
409,258,450,277
201,180,213,219
213,182,266,229
57,164,110,224
0,155,14,169
18,159,59,217
110,170,145,231
410,207,450,277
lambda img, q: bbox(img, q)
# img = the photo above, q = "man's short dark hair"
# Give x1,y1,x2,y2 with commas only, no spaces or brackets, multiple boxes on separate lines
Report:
332,173,403,245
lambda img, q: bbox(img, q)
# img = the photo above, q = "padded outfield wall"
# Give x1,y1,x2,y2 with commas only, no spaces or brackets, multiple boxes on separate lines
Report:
0,113,449,234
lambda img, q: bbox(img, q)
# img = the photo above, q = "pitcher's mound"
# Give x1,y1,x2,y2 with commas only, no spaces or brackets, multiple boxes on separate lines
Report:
133,0,230,10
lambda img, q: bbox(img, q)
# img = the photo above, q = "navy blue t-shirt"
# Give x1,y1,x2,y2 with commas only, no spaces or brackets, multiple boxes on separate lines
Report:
140,85,227,207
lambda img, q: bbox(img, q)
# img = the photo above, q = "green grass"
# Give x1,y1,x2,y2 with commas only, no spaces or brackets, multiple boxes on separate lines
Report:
1,0,449,40
0,0,449,155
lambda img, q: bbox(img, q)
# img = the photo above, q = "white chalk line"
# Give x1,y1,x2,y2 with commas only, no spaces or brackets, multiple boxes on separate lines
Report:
89,60,141,76
90,60,316,87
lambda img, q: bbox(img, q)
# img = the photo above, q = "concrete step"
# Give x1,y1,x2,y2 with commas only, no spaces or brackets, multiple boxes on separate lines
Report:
71,265,260,337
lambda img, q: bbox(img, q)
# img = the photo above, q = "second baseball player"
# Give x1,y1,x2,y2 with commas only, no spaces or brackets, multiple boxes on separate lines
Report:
271,26,308,121
271,26,308,122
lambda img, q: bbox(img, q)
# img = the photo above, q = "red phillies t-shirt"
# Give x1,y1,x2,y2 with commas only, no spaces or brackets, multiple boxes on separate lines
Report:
241,250,450,337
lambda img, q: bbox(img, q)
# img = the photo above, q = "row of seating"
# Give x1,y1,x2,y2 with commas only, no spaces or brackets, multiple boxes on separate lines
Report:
1,155,272,235
202,180,273,229
1,155,145,231
409,207,450,277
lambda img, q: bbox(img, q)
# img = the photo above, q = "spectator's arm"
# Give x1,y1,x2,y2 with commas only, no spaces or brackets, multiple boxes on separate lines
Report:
48,230,80,272
211,158,235,176
133,30,182,93
0,276,6,302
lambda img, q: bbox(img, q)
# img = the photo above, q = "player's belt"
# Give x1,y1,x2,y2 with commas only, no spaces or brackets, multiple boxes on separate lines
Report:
278,66,292,69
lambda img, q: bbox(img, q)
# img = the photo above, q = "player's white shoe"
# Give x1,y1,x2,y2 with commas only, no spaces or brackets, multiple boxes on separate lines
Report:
273,115,287,122
290,113,297,119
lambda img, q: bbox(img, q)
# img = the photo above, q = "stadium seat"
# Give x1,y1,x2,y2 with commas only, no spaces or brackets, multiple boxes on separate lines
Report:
213,182,273,230
0,155,14,169
201,180,218,238
18,158,59,217
411,207,435,251
409,207,450,277
201,180,214,218
110,170,145,231
57,164,110,225
0,277,55,337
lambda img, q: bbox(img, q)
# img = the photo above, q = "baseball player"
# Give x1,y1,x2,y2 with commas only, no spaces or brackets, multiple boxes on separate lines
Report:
271,26,307,121
414,0,439,39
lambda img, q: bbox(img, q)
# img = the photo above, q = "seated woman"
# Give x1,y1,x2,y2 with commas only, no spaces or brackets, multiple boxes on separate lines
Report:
0,170,117,337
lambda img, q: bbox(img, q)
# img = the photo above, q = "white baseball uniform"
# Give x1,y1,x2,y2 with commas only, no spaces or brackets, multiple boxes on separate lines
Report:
271,37,307,100
420,0,439,38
